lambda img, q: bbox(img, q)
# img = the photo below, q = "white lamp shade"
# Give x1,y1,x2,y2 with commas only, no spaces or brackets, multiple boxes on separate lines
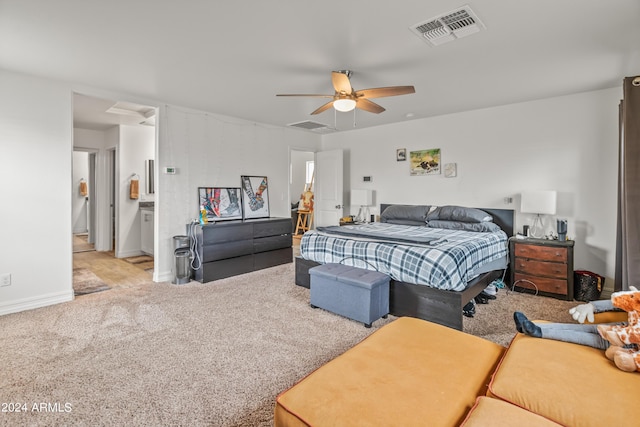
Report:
334,98,356,112
521,190,557,215
351,189,373,206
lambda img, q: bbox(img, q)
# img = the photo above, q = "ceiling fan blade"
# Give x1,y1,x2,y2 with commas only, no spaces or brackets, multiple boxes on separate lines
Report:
355,86,415,99
276,94,334,98
332,71,353,94
311,101,335,115
356,98,385,114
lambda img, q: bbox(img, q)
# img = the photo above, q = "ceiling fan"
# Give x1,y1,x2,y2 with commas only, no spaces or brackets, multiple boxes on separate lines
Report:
277,70,415,115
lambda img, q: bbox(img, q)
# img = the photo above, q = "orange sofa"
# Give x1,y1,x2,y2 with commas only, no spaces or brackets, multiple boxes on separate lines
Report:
275,316,638,426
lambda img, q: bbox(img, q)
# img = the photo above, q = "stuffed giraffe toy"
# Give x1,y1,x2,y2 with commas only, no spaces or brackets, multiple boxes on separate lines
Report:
597,288,640,372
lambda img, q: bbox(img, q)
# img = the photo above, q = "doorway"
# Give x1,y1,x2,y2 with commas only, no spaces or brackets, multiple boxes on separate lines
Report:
290,149,315,254
72,93,158,292
72,149,97,253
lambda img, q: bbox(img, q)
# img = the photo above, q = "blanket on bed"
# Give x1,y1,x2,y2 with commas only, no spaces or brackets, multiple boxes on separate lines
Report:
301,223,508,291
315,225,447,246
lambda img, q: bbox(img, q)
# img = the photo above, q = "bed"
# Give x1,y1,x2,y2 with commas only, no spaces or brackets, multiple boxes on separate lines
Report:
294,203,514,330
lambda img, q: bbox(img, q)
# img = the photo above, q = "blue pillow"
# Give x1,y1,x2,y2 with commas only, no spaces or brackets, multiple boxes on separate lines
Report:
427,206,493,223
380,205,430,225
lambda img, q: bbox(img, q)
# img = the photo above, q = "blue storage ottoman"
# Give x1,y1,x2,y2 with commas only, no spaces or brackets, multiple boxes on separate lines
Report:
309,263,390,327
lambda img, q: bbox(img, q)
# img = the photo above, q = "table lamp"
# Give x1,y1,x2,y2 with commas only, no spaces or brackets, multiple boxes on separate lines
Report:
351,189,373,223
521,190,556,238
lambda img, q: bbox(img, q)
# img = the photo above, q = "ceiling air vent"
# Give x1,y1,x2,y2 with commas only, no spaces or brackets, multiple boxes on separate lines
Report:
410,5,485,47
288,120,332,132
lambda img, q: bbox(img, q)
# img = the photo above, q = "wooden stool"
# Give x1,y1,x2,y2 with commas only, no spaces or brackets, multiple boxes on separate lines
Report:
295,210,313,235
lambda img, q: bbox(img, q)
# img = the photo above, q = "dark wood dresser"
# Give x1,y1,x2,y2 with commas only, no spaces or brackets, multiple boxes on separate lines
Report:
190,217,292,283
509,237,575,300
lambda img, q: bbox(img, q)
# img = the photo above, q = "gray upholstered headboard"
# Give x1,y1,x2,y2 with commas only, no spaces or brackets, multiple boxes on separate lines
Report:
379,204,515,237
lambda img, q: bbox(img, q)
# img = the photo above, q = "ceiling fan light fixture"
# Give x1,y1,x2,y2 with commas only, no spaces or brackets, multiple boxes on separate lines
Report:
333,98,356,112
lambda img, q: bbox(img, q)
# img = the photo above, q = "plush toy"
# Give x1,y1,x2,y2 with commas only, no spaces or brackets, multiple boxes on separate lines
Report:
596,288,640,372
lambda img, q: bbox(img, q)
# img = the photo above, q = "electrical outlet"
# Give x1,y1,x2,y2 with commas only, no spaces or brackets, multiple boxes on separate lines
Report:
0,273,11,287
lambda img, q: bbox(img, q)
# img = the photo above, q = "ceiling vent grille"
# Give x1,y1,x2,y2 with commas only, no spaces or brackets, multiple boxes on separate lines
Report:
410,5,485,46
288,120,333,132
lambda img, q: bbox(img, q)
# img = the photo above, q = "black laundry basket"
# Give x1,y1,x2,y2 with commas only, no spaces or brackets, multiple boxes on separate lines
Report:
573,270,605,302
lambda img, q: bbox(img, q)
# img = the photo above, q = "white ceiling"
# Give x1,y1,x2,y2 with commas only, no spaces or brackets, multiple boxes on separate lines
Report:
1,1,639,133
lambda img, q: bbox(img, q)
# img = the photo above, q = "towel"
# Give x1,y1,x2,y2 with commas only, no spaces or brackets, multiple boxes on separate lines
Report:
130,179,139,200
79,181,88,197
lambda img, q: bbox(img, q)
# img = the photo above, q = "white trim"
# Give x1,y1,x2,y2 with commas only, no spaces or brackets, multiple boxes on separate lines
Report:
0,291,74,316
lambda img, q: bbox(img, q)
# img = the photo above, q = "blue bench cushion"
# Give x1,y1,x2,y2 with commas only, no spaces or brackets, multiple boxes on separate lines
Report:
310,263,388,290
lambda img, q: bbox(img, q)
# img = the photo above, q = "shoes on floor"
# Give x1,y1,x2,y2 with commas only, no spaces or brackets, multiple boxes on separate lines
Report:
484,284,498,296
463,300,476,317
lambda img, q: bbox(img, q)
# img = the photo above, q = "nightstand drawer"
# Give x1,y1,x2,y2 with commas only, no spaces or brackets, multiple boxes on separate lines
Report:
514,244,567,262
514,258,567,279
514,273,568,295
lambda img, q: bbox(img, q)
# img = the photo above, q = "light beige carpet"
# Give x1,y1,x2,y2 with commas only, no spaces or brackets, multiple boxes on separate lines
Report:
72,268,111,296
0,263,578,426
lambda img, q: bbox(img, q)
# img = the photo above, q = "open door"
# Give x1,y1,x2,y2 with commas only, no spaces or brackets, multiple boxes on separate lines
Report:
314,149,344,227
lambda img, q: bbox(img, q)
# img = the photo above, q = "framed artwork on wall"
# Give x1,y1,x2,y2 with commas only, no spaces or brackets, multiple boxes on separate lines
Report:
409,148,441,176
198,187,243,221
396,148,407,161
241,175,270,219
444,163,457,178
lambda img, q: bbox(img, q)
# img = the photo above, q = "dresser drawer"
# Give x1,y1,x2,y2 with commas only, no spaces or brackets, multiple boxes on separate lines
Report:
201,223,252,245
514,258,567,279
254,235,292,253
202,240,253,262
253,219,292,237
514,244,567,262
514,273,568,296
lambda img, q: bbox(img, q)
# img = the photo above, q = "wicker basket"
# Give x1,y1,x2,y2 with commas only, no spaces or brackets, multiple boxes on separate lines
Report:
573,270,605,302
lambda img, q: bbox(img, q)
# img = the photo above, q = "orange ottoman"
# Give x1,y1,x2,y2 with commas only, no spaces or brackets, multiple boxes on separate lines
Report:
489,332,640,427
460,397,562,426
275,317,505,427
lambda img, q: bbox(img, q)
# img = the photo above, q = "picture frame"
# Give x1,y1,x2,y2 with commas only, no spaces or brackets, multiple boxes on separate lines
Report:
444,163,457,178
241,176,270,219
198,187,243,221
396,148,407,161
410,148,441,176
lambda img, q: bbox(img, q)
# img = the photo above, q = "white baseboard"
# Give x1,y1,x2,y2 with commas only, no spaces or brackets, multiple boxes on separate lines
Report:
116,249,145,259
155,270,173,283
0,290,74,316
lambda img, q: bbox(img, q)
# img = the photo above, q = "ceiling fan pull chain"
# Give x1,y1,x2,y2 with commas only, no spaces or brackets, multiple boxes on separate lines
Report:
353,108,357,127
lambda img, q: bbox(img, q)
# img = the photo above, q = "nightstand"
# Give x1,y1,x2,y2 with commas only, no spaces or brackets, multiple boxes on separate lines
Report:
509,238,575,300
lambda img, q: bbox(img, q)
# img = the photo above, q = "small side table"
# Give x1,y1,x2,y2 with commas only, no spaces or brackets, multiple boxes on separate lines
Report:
509,237,575,300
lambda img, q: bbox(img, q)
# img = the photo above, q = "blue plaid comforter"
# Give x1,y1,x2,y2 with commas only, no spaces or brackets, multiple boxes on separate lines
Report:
300,223,508,291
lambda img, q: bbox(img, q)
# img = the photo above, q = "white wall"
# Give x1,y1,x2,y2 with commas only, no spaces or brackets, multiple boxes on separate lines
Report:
322,87,621,285
0,69,74,315
117,125,155,258
154,106,321,282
